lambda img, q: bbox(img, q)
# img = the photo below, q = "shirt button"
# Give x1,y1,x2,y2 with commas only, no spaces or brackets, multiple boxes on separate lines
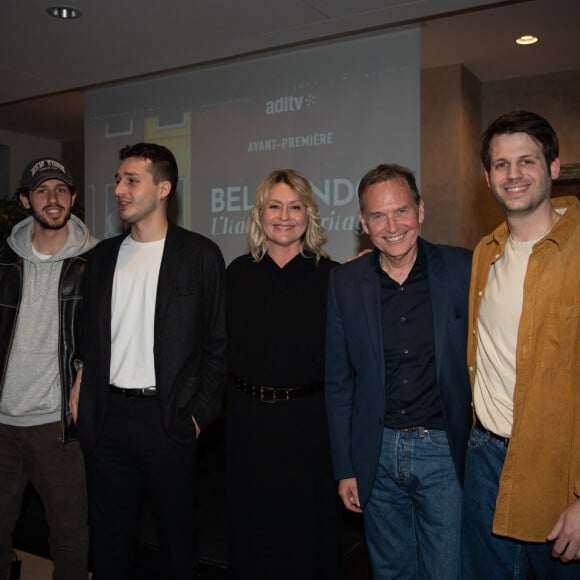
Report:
478,291,483,297
472,329,476,335
401,409,407,415
402,378,409,384
469,366,474,372
403,348,409,354
400,316,406,323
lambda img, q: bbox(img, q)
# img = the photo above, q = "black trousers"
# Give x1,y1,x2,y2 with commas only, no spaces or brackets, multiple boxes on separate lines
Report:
85,392,197,580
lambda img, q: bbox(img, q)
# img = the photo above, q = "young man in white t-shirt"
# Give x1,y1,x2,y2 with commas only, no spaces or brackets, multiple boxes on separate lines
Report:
71,143,227,579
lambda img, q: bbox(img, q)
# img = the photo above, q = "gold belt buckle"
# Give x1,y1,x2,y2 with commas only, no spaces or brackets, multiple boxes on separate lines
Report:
259,386,276,404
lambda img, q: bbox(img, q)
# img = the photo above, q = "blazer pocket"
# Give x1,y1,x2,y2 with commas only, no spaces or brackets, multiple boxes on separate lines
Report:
171,285,198,297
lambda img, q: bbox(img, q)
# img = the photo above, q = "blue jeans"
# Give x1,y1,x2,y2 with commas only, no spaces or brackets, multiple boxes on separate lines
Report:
462,424,580,580
363,427,462,580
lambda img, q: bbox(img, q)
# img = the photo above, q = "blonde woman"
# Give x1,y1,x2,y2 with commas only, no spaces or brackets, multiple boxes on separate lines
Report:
226,169,341,579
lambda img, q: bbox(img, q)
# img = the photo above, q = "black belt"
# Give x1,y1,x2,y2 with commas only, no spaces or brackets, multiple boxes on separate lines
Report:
234,377,323,404
109,385,157,397
476,419,510,446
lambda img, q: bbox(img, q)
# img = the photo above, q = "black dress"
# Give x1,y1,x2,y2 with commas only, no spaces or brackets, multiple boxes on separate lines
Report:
226,252,341,580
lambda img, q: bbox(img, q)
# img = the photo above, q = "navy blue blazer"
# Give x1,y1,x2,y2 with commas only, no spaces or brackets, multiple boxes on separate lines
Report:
325,238,472,507
77,222,227,454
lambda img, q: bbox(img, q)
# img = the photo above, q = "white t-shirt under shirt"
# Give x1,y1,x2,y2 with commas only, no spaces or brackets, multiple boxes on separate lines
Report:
474,235,537,438
109,235,165,388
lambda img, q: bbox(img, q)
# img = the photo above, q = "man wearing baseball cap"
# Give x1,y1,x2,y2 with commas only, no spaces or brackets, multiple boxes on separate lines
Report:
0,157,97,579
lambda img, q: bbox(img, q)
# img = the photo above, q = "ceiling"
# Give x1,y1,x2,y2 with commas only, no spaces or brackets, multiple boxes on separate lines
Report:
0,0,578,141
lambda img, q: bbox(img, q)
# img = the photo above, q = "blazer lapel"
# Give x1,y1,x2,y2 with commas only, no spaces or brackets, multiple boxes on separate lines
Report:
98,233,127,375
154,223,181,341
423,240,448,383
103,234,127,321
360,257,386,386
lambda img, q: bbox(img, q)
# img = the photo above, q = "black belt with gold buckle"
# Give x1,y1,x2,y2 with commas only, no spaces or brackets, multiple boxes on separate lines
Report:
234,377,323,404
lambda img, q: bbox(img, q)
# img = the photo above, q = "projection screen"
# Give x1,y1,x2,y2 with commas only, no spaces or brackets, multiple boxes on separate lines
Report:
85,26,420,264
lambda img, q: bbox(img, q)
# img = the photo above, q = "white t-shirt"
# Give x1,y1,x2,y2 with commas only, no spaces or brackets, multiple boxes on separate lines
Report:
109,236,165,388
474,235,537,437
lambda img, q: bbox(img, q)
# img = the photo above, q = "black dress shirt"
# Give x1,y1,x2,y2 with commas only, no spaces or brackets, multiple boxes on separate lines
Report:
377,243,445,429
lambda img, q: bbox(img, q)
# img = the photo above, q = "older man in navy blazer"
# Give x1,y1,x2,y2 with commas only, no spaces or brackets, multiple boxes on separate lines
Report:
325,164,472,580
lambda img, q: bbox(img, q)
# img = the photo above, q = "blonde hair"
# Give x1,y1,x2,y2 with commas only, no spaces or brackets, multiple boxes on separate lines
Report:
248,169,329,263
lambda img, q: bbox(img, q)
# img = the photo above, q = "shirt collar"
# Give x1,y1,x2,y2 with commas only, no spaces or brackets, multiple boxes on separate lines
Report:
488,196,579,251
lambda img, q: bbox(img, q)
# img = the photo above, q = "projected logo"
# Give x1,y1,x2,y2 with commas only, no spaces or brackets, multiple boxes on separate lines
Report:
264,94,316,115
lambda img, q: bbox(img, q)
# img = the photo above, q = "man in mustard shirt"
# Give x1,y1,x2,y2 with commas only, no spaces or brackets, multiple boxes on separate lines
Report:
462,110,579,579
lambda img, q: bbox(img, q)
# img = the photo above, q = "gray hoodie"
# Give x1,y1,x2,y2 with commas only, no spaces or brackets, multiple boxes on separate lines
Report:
0,214,97,426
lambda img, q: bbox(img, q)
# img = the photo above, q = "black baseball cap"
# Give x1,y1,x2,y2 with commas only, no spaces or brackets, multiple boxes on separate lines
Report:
19,158,75,192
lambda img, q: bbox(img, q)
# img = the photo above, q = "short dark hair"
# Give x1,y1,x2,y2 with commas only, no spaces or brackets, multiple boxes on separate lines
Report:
119,142,178,201
358,163,421,210
481,110,559,172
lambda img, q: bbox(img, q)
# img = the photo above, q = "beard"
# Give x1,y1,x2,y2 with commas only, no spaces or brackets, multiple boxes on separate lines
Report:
30,204,73,231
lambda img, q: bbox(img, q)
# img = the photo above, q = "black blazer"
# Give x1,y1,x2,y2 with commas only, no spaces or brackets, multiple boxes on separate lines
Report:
77,223,227,453
325,239,472,507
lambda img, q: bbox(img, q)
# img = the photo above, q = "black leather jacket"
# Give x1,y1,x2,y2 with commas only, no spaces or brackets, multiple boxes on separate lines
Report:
0,244,87,443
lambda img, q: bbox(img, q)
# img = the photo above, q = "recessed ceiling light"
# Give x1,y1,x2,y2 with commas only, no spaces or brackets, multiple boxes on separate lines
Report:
516,35,538,46
46,6,82,19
